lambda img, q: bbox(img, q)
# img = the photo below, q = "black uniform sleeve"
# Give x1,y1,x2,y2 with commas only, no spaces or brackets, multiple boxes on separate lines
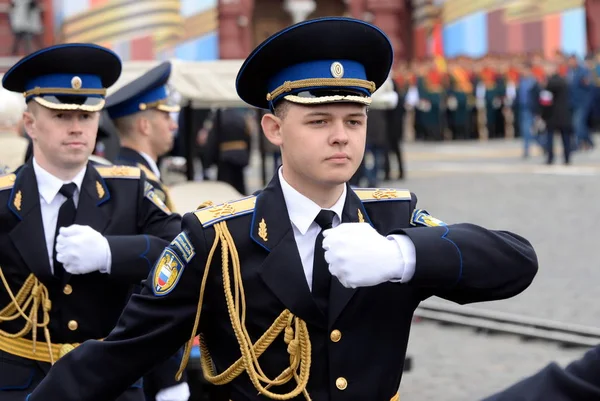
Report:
391,194,538,304
480,345,600,401
26,213,208,401
143,349,188,396
105,174,182,283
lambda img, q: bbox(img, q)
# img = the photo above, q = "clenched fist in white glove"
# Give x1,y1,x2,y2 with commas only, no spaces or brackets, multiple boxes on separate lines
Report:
156,382,191,401
55,225,111,275
322,223,407,288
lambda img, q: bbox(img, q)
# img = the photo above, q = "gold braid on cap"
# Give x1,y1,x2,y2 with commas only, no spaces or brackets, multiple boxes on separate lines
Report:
139,98,181,112
23,87,107,98
266,78,376,101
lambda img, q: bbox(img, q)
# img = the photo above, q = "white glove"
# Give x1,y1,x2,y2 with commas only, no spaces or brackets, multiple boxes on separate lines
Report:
55,225,111,275
156,382,191,401
322,223,405,288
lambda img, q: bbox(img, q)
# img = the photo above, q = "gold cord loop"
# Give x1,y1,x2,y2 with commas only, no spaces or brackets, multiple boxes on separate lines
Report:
177,217,313,400
0,267,54,363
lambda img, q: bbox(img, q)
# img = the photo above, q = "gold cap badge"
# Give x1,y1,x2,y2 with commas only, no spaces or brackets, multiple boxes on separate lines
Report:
71,76,82,90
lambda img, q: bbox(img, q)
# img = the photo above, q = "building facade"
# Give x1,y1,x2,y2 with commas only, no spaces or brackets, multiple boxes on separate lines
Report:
0,0,598,63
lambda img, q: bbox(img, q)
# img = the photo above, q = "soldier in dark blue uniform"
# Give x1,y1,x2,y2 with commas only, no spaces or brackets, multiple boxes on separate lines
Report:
481,344,600,401
0,44,181,401
104,61,189,401
27,18,538,401
106,61,179,212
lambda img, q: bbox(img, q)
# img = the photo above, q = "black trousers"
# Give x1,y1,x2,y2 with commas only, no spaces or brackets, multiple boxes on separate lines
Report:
546,127,573,164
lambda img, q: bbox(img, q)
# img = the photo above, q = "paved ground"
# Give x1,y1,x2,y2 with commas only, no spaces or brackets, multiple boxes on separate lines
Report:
384,138,600,400
387,139,600,326
400,320,589,401
183,137,600,400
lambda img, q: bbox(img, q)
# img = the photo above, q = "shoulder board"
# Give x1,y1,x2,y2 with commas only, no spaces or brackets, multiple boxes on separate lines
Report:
96,165,141,179
194,195,257,228
0,173,16,191
137,164,160,183
354,188,412,203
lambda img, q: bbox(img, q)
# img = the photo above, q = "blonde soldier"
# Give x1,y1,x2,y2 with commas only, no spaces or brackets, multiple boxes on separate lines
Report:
107,61,179,211
28,18,537,401
0,44,181,401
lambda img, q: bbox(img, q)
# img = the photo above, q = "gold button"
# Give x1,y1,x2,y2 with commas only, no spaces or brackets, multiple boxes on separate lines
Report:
63,284,73,295
330,329,342,342
335,377,347,390
68,320,78,331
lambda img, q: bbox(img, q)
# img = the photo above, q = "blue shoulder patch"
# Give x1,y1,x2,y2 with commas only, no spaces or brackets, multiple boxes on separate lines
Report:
144,181,172,215
170,232,195,263
410,209,447,227
152,247,185,296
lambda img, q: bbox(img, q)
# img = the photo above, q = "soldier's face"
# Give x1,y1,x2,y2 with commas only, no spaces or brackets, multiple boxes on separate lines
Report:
148,110,177,157
23,103,98,170
263,102,367,188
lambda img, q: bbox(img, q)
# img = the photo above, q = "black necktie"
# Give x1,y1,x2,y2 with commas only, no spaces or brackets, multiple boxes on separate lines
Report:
53,183,77,278
312,210,336,316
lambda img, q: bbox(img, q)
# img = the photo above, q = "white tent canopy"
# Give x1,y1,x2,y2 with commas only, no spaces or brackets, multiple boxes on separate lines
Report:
0,59,398,110
110,59,398,110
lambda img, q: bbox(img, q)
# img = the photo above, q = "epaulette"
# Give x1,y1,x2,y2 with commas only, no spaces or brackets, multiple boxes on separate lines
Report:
0,173,16,191
194,195,257,228
96,165,141,179
354,188,411,202
137,163,160,183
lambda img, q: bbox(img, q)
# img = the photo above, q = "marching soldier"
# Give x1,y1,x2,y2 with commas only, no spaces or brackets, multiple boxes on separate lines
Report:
446,58,474,140
0,44,181,401
104,61,189,401
27,17,538,401
107,61,179,212
418,58,446,141
480,57,504,139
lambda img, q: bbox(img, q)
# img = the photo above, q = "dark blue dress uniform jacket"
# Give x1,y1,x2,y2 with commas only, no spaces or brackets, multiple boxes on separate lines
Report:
27,173,538,401
115,147,188,399
0,159,181,401
481,345,600,401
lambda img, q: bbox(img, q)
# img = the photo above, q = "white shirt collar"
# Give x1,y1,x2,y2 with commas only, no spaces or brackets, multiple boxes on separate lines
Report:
139,151,161,179
278,167,346,235
32,158,87,204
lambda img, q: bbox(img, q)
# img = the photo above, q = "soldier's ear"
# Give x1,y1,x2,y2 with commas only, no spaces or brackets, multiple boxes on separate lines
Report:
138,115,152,136
22,109,36,141
261,113,283,147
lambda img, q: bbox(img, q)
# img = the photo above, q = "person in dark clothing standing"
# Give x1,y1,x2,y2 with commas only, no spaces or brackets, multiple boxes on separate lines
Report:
536,64,573,165
384,77,405,180
204,108,250,195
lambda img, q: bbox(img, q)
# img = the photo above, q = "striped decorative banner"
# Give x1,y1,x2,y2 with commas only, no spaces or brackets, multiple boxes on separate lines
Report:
419,0,587,58
52,0,218,61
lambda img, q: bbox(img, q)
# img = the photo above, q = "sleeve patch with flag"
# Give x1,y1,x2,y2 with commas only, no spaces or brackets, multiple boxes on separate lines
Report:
410,209,447,227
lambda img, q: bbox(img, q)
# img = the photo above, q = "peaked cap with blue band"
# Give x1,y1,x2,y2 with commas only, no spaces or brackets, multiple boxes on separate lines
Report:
2,43,121,112
236,17,394,110
105,61,180,120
